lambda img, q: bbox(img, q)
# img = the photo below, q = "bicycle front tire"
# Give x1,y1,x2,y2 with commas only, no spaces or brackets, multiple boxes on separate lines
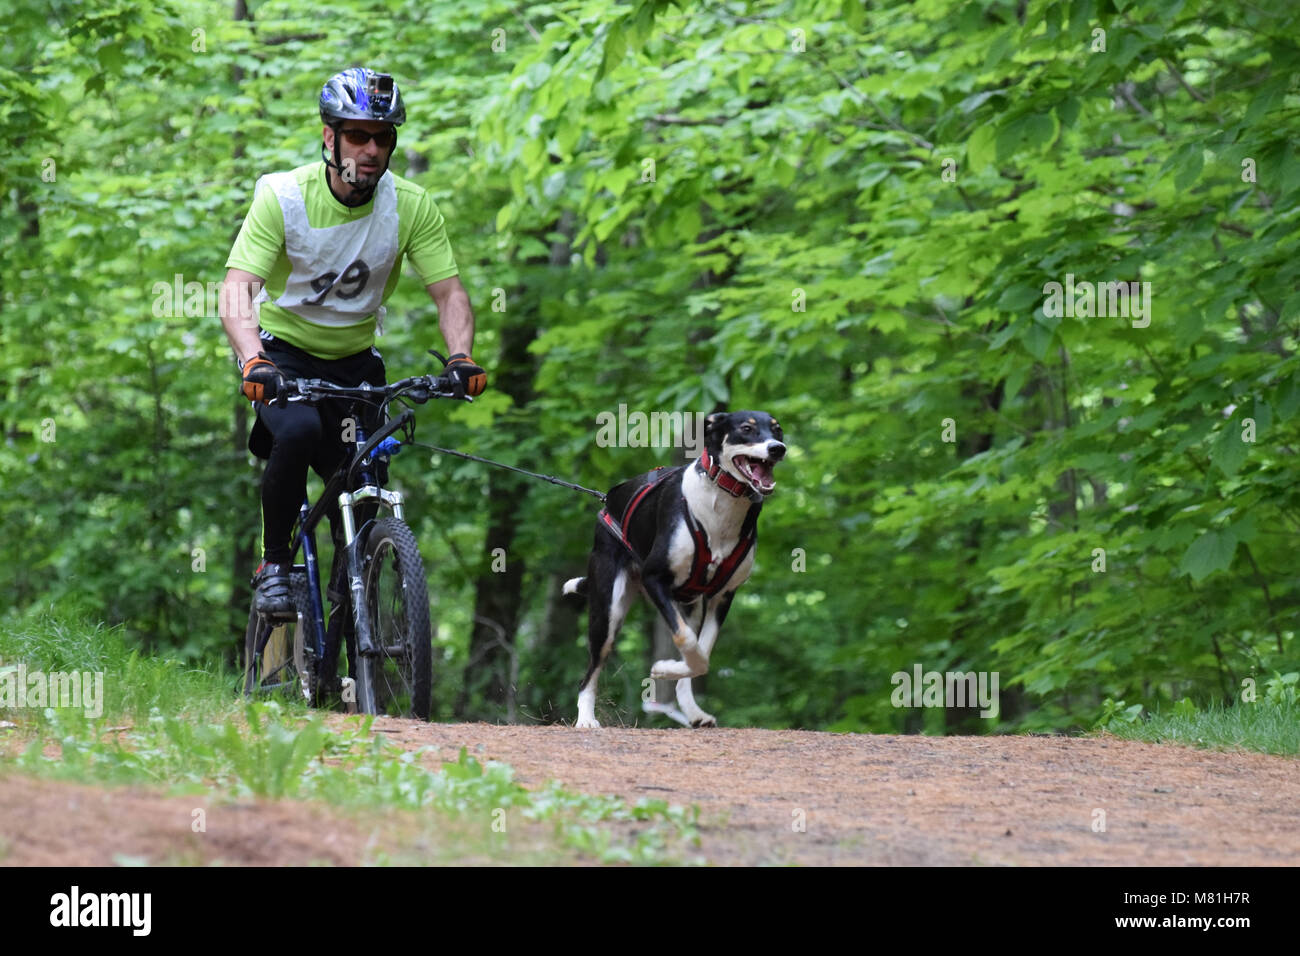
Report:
355,517,433,720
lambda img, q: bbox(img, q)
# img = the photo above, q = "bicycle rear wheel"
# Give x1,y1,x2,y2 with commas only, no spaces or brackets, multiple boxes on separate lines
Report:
355,517,433,719
241,572,315,703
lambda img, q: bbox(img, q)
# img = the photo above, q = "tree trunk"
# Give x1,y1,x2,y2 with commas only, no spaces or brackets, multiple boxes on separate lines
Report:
944,376,1017,732
535,569,585,722
455,214,571,719
455,468,531,718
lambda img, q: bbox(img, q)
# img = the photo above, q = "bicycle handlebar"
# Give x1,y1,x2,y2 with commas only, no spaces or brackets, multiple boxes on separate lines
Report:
278,373,470,406
272,375,469,488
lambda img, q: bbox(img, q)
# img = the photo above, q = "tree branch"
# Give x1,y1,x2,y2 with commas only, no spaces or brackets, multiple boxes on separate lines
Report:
648,113,728,126
515,9,542,42
1240,542,1284,654
263,33,324,45
1161,56,1208,103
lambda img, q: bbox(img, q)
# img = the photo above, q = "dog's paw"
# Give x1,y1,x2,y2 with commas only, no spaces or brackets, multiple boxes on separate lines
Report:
651,659,693,680
689,713,717,728
574,716,601,729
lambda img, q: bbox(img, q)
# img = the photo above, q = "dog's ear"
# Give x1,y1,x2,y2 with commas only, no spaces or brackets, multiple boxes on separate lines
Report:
705,412,727,438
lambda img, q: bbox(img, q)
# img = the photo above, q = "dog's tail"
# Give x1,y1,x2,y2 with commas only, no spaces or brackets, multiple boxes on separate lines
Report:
562,576,588,601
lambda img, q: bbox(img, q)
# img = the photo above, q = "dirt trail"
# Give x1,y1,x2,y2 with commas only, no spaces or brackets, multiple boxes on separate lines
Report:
0,772,370,866
361,722,1298,865
3,723,1296,865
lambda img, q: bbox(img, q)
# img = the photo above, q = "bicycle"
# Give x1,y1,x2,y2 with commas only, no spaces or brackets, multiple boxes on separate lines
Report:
240,362,468,720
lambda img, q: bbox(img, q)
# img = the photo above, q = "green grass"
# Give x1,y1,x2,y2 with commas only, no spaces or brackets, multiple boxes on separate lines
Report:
1095,682,1300,757
0,609,241,725
0,611,702,864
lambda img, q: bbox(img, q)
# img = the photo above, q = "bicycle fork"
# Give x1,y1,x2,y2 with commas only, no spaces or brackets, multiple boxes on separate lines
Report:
337,484,406,657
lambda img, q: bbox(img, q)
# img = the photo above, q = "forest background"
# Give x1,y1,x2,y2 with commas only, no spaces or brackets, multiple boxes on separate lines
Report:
2,0,1297,733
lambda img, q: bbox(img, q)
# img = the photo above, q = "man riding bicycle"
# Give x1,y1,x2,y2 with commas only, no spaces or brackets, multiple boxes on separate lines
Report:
219,67,487,617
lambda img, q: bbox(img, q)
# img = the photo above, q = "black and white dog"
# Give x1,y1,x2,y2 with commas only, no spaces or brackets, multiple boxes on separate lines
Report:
563,411,786,728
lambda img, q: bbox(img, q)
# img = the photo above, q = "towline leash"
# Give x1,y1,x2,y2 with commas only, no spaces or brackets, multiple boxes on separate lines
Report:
400,439,608,503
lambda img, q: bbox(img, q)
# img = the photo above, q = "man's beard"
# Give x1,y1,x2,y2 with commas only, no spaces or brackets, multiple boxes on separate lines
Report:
335,155,387,206
348,157,386,191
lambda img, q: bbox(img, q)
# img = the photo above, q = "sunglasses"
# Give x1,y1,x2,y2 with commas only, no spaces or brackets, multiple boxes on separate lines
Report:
337,127,396,148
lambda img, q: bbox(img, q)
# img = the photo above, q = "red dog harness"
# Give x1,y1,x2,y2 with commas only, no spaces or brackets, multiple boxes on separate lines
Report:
598,460,760,603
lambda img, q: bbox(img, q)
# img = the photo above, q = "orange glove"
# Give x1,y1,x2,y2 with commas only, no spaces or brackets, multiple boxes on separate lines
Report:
241,353,286,404
446,353,487,396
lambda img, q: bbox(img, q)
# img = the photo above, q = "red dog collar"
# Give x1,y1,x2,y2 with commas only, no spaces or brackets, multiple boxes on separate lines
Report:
698,447,761,500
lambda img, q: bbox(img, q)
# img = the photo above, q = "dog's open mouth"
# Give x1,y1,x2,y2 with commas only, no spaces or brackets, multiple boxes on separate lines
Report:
734,455,778,495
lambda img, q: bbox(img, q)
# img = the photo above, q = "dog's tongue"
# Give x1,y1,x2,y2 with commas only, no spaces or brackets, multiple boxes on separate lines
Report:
743,457,776,493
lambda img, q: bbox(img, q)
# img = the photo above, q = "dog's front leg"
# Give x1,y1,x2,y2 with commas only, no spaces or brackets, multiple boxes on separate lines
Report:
674,591,737,727
674,678,714,728
641,573,706,680
695,589,736,661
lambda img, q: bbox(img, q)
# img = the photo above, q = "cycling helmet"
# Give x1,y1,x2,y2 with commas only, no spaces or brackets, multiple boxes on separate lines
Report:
319,68,406,126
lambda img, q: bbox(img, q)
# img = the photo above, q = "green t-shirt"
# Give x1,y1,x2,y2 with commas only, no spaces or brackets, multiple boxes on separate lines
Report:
226,161,459,359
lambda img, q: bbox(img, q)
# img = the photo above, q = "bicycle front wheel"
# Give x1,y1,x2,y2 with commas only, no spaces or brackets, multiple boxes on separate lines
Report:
355,517,433,720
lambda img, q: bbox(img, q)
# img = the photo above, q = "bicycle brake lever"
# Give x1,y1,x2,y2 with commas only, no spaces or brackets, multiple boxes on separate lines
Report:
438,374,467,401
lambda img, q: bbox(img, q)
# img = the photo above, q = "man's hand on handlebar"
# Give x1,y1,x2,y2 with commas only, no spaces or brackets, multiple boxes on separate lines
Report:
445,353,487,397
241,352,287,405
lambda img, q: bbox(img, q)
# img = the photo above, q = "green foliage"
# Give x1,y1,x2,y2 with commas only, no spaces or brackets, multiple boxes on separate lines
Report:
1264,671,1299,707
0,607,237,724
1095,697,1145,728
2,0,1299,735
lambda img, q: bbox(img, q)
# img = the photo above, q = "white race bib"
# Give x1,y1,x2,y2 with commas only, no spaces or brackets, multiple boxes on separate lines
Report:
253,170,399,332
